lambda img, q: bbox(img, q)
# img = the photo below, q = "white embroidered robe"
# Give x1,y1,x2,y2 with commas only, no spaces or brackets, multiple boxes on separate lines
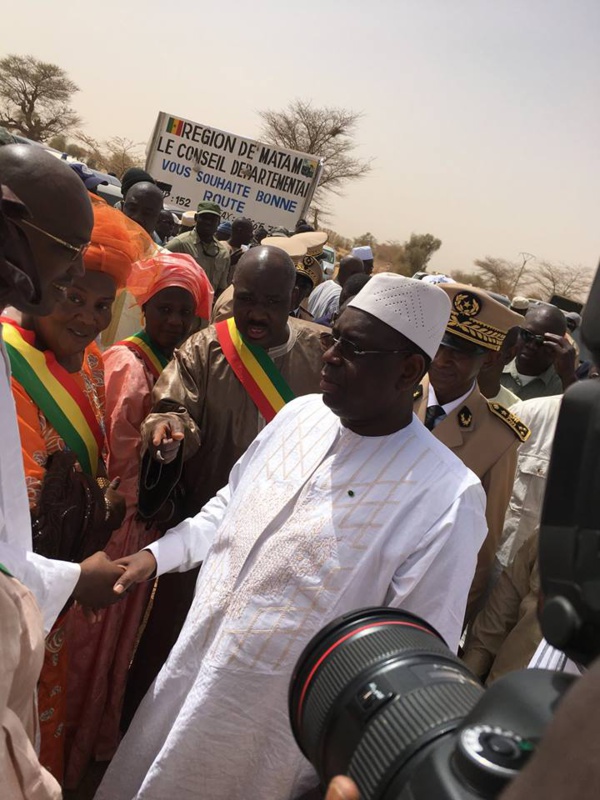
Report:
98,394,486,800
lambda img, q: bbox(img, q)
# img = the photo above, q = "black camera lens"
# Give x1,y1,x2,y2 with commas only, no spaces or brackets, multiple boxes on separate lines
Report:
289,607,483,800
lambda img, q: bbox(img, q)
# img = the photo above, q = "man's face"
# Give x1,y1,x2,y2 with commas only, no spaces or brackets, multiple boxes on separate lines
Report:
155,210,175,240
195,212,220,243
235,220,254,246
233,264,293,349
428,344,485,402
123,187,163,236
515,313,560,375
320,307,420,427
295,273,313,306
10,204,92,316
0,146,93,316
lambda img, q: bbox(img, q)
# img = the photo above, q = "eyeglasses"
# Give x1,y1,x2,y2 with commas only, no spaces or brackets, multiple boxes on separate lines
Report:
519,329,546,347
18,218,90,263
320,332,412,361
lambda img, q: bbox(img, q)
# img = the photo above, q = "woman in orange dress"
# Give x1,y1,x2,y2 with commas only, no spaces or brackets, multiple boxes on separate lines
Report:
2,198,152,784
63,252,212,788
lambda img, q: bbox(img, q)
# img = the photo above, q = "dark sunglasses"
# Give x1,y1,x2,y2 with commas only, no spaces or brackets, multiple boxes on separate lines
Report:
320,332,412,361
519,329,546,346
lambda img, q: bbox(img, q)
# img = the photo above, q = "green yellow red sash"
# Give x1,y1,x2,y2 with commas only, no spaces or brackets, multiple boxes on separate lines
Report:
2,319,103,477
116,330,169,380
215,317,295,422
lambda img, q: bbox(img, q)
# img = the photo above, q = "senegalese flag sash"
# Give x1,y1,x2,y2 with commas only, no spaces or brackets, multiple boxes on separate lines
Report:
215,317,295,423
2,319,103,477
117,330,169,380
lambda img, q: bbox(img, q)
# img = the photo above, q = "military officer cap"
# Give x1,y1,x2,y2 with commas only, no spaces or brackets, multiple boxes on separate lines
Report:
290,230,328,257
261,234,324,289
289,231,328,288
261,236,307,263
438,283,523,354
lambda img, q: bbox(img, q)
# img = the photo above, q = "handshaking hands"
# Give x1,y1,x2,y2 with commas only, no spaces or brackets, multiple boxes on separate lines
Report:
72,549,157,611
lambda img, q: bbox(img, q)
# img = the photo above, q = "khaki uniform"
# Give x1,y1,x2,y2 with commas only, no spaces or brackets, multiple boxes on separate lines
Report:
462,535,540,683
165,230,230,296
414,376,528,622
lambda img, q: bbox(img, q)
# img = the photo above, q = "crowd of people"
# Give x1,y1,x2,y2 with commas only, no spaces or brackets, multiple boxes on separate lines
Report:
0,142,596,800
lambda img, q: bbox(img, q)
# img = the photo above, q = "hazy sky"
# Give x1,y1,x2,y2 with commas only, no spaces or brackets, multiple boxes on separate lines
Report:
5,0,600,272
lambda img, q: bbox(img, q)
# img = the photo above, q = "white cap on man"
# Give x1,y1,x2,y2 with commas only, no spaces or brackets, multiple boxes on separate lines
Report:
351,245,374,261
180,210,196,228
348,272,451,360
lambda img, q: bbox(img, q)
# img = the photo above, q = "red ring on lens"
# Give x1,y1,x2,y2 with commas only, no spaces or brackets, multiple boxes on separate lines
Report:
297,620,433,726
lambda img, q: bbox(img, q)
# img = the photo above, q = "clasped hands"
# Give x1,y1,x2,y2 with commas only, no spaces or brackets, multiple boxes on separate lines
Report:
73,417,186,613
72,548,158,613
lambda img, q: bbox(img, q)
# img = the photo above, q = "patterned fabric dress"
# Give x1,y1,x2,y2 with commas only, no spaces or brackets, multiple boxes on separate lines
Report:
63,341,161,788
9,337,105,784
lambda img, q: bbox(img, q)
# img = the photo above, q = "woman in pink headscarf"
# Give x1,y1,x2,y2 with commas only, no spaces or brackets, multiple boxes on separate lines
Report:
63,253,212,789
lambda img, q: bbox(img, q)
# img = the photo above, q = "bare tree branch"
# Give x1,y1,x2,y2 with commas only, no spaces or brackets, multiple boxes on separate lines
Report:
258,99,373,216
530,261,593,302
471,256,592,302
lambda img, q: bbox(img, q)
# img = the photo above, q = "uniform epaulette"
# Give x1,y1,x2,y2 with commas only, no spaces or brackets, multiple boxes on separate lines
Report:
488,401,531,442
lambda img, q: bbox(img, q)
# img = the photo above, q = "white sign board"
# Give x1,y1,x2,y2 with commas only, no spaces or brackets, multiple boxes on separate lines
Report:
146,112,322,232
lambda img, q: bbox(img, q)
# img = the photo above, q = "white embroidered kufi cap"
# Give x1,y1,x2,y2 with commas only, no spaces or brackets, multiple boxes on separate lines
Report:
348,272,451,360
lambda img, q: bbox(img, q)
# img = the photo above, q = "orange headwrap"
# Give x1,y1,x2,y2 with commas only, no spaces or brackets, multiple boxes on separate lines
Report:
127,252,214,319
84,195,155,289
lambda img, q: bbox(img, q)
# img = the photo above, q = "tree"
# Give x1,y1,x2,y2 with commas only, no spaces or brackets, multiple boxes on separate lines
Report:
0,54,81,141
372,233,442,276
471,254,591,302
47,133,87,160
400,233,442,274
472,256,532,297
352,232,378,249
450,269,487,288
373,241,408,274
258,100,372,220
529,261,592,302
72,133,144,176
103,136,145,177
323,228,352,253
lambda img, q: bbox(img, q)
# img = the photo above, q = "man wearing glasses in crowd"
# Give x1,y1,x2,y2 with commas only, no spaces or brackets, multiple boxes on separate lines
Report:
500,302,577,400
0,144,125,795
0,144,123,626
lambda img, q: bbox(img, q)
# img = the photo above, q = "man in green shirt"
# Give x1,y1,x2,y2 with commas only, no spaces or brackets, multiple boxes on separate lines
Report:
500,303,576,400
165,201,230,298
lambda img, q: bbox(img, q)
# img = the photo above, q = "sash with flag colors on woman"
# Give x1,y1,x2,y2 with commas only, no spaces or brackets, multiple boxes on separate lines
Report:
115,329,170,380
1,318,104,477
215,316,296,422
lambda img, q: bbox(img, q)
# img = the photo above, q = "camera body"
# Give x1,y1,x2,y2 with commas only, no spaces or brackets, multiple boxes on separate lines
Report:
290,608,575,800
289,265,600,799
